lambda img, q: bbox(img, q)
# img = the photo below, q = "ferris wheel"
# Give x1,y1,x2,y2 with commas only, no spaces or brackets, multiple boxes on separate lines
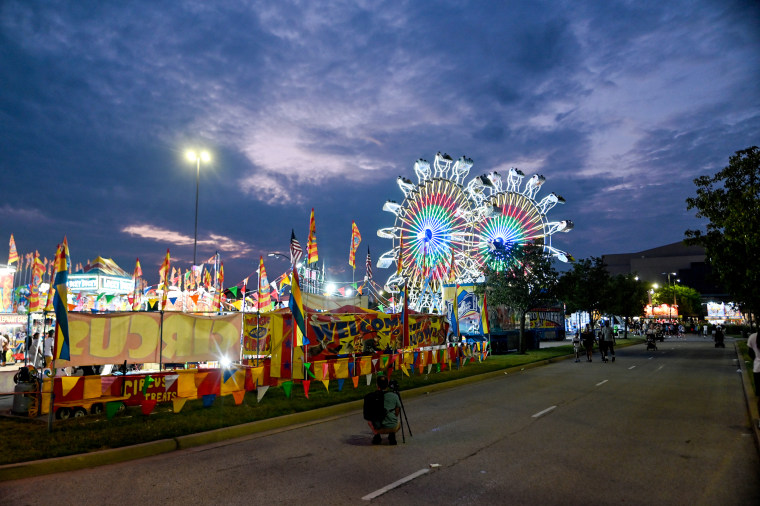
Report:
377,153,572,311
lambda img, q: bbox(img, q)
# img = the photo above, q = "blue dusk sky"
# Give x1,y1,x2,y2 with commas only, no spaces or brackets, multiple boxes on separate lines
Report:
1,0,758,288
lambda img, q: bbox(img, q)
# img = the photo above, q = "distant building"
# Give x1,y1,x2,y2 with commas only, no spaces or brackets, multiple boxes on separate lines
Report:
602,241,726,298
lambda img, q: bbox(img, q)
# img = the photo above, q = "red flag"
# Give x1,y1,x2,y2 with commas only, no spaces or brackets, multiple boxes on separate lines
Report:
307,208,318,264
32,251,45,283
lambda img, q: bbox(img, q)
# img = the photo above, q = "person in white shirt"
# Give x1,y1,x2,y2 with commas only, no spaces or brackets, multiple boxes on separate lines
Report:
43,329,54,367
747,332,760,427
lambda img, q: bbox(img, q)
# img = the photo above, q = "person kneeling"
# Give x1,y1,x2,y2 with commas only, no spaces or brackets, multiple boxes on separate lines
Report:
370,376,402,445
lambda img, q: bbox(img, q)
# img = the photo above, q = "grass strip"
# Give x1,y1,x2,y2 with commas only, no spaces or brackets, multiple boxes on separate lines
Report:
0,340,642,465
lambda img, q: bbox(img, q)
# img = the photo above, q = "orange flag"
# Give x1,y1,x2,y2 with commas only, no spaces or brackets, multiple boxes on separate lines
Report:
307,208,318,264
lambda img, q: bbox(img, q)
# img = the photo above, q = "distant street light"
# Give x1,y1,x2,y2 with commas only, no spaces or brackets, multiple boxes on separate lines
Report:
267,252,289,262
186,150,211,266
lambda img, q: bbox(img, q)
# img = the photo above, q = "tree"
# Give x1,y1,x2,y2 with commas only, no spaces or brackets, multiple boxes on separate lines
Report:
685,146,760,328
607,274,648,338
481,243,558,354
652,284,704,318
557,257,610,333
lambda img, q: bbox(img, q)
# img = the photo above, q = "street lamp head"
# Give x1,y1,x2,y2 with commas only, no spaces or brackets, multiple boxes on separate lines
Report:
186,150,211,163
653,283,659,289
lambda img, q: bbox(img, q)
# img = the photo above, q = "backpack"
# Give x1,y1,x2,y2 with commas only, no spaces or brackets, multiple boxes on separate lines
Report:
363,390,386,423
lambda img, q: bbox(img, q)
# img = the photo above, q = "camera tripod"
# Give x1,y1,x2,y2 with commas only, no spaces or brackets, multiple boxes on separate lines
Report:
389,380,412,443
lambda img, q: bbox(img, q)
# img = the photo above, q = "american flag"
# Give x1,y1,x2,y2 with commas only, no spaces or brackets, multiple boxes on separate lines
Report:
290,229,303,265
365,247,372,280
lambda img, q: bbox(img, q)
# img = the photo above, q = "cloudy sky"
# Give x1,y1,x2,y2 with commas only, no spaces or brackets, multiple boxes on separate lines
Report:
1,0,758,289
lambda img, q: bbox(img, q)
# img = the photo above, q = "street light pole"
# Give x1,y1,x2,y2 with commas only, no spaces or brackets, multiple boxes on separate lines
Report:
187,150,210,266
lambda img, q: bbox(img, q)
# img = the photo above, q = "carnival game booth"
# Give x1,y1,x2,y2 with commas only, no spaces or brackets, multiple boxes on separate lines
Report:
69,257,134,312
32,303,488,419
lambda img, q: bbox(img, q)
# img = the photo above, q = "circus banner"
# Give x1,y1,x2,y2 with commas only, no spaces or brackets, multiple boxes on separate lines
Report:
307,311,447,361
243,313,272,354
54,312,242,367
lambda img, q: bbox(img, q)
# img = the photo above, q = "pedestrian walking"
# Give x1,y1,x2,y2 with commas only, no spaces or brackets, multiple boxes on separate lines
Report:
602,323,616,362
581,325,595,362
572,331,581,362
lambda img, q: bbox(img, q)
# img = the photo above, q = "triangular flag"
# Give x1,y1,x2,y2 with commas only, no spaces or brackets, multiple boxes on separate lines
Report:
366,373,372,386
172,398,188,413
302,380,311,398
231,390,245,405
164,374,178,391
321,379,330,392
141,400,157,415
337,378,345,391
142,375,154,395
105,400,122,419
401,364,410,377
427,364,433,374
322,362,329,380
257,385,270,403
282,381,293,398
351,375,359,388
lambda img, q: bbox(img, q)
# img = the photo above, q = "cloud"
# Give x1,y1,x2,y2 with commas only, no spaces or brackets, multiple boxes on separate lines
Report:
121,224,253,259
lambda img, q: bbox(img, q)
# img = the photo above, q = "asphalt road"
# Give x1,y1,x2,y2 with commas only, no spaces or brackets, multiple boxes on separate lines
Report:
2,338,759,504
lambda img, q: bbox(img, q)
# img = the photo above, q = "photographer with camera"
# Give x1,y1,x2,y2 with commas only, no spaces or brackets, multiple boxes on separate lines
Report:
364,375,402,445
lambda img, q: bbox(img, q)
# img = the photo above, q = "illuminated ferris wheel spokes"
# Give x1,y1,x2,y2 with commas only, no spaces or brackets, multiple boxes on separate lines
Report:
378,152,572,311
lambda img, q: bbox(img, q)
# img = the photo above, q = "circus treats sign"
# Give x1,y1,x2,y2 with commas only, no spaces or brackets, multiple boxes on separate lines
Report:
122,373,179,405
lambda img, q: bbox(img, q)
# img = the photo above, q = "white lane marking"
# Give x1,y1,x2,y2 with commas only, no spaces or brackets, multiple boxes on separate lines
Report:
362,468,430,500
656,365,664,371
532,405,557,418
596,379,608,386
628,366,636,370
648,357,653,360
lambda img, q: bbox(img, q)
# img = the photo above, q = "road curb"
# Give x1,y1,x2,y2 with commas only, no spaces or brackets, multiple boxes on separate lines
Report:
1,343,642,481
733,341,760,453
0,438,177,481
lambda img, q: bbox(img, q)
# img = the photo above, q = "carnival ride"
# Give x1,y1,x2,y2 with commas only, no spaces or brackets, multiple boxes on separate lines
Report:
377,152,572,311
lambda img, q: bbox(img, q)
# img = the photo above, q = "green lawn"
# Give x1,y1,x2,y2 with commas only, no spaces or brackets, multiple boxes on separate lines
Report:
0,341,641,465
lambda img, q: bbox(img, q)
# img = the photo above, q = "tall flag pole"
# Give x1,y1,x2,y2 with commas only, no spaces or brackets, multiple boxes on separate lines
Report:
289,267,310,346
448,250,456,283
397,234,404,276
53,238,70,362
258,256,269,312
8,234,18,265
290,229,303,266
44,244,59,312
348,220,362,268
159,249,170,310
365,247,372,281
402,283,410,348
480,292,490,335
242,277,249,312
213,262,224,312
307,208,318,264
133,258,142,311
